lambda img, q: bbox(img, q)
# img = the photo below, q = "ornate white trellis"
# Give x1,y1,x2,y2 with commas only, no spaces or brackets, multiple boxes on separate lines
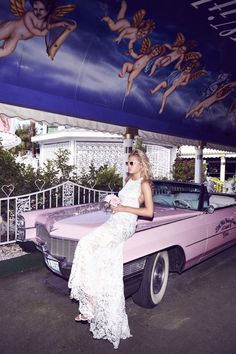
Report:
0,181,109,246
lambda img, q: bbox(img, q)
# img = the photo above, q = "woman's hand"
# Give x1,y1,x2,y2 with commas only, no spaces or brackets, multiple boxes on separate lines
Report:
111,204,127,213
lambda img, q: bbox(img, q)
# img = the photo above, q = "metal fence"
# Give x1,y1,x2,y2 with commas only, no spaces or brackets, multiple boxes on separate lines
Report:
0,181,109,245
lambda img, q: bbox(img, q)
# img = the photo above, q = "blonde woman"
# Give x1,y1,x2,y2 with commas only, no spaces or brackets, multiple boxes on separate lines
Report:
68,149,153,349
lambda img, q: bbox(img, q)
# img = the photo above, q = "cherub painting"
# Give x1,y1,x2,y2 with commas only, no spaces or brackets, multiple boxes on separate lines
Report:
148,32,201,77
102,0,155,54
0,0,77,60
119,38,164,96
186,80,236,118
150,61,207,114
228,101,236,128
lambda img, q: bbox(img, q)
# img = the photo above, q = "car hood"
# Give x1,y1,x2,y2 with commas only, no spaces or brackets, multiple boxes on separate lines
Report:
49,206,202,240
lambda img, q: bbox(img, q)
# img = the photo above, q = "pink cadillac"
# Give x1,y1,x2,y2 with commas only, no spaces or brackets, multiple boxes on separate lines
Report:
18,181,236,308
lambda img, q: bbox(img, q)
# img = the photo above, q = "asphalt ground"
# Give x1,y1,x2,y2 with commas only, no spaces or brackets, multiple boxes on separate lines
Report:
0,246,235,354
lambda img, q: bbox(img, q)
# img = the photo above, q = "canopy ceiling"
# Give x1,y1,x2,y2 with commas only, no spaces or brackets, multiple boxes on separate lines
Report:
0,0,236,150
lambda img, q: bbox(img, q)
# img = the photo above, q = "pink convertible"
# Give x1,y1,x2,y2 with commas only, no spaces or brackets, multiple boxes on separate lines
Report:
18,181,236,308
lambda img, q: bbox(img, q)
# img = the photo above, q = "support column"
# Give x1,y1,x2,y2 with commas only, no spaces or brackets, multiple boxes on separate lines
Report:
42,122,47,134
220,155,226,182
123,127,138,184
70,140,76,166
169,146,178,180
39,143,44,168
194,141,204,183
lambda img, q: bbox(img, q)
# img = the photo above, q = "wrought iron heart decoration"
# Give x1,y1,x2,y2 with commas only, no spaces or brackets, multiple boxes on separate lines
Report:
35,179,45,191
1,184,14,197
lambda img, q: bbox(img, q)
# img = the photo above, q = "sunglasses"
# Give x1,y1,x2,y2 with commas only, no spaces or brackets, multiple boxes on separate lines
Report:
125,161,140,166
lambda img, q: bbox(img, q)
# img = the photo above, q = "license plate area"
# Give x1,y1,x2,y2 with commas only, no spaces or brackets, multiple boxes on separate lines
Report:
45,256,61,274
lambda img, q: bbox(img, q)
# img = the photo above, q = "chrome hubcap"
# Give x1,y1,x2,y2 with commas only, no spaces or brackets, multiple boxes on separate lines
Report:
153,256,165,294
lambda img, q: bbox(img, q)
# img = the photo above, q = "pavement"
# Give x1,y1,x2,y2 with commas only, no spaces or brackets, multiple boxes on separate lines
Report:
0,251,43,278
0,246,235,354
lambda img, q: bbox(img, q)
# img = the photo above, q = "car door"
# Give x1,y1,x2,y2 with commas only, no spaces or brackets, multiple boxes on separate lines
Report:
202,203,236,260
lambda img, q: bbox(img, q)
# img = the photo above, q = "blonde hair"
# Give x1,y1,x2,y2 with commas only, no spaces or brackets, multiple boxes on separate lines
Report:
127,149,153,184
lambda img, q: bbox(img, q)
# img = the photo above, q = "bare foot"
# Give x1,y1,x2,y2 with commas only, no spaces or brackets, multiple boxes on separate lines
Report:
74,313,88,322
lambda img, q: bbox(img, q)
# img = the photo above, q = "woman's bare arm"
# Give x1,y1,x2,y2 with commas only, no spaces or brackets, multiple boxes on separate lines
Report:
111,181,154,218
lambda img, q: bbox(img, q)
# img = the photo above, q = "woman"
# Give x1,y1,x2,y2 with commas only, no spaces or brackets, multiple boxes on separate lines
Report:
68,149,154,349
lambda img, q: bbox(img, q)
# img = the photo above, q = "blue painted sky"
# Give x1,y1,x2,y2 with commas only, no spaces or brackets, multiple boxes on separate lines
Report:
0,0,236,146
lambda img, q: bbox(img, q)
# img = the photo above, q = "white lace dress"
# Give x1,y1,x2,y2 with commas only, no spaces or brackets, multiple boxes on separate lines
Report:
68,178,142,349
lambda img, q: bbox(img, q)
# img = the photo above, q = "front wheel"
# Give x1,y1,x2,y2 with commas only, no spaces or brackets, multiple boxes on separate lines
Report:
132,251,169,308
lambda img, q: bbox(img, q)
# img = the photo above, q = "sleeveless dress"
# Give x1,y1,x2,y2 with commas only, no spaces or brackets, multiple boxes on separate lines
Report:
68,178,142,349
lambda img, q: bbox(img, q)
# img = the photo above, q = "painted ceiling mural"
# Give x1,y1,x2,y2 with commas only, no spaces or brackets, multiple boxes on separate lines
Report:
0,0,236,147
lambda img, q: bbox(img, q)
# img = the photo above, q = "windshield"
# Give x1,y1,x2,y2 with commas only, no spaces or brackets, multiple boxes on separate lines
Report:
153,181,204,211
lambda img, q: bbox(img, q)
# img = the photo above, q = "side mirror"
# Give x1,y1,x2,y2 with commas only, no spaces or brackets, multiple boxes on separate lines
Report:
206,205,215,214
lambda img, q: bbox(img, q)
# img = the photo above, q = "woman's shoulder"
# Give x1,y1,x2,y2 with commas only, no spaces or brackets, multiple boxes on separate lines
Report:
141,178,152,189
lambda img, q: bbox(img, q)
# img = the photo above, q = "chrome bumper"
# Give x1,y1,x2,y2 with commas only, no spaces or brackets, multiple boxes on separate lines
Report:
37,240,146,297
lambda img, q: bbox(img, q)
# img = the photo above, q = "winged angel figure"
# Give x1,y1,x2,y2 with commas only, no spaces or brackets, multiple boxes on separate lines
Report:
186,80,236,118
0,0,77,60
119,38,164,96
150,60,208,114
102,0,155,53
148,32,201,77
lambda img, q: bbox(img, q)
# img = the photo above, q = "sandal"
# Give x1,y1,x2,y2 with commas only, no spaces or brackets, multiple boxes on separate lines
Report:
74,313,88,323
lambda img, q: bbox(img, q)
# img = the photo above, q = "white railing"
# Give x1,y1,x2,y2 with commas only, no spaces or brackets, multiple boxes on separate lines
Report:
0,181,109,245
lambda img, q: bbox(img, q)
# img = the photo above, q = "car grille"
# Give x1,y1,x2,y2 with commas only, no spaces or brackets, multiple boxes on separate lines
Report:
36,224,147,275
36,224,78,263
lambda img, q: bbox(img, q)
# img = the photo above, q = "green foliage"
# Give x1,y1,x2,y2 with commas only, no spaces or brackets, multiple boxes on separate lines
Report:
208,177,224,192
0,149,19,185
19,164,40,194
172,154,207,182
0,147,122,197
79,163,122,191
10,124,34,156
134,137,146,152
40,149,76,188
96,165,122,191
54,149,75,181
40,159,59,187
79,162,97,188
0,148,38,196
172,156,195,182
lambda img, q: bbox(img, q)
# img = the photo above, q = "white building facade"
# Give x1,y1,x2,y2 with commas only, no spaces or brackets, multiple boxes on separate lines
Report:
180,146,236,182
32,128,176,179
